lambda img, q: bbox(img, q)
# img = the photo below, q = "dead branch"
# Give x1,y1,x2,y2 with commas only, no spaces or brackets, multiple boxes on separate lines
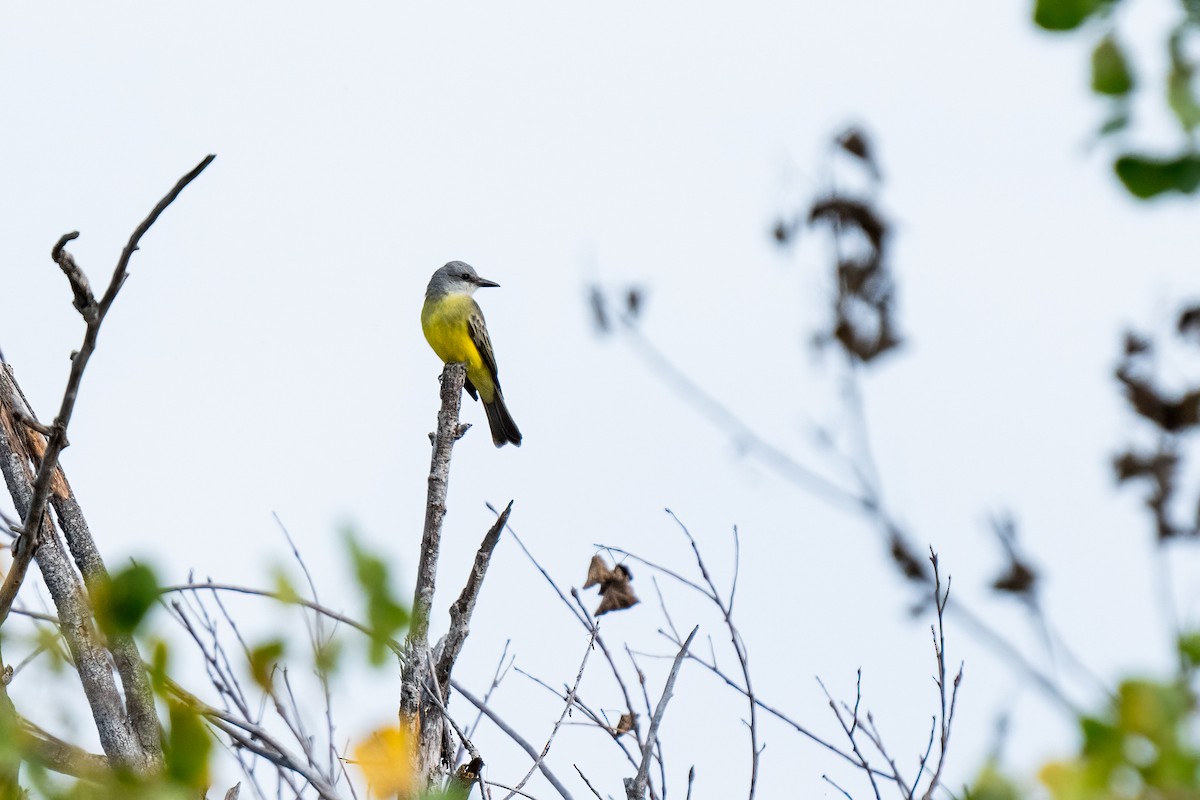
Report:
625,625,696,800
436,500,513,693
0,154,214,629
0,369,146,768
502,629,597,800
451,680,576,800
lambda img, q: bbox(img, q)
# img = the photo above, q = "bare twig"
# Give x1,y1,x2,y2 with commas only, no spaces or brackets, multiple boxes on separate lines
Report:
503,630,597,800
617,321,869,513
625,625,697,800
460,641,514,767
919,552,963,800
0,154,215,629
817,676,882,800
451,680,576,800
496,508,655,797
160,581,398,656
162,676,341,800
436,500,513,692
575,765,604,800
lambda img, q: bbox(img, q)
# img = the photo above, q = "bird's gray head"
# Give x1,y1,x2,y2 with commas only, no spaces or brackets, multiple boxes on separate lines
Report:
426,261,500,298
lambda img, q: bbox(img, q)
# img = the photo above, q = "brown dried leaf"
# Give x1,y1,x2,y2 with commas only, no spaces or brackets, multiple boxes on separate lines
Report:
626,287,644,320
455,756,484,785
991,561,1038,595
808,198,887,252
583,555,613,589
1178,305,1200,341
1116,368,1200,432
889,530,929,582
585,557,640,615
836,128,872,162
613,712,637,736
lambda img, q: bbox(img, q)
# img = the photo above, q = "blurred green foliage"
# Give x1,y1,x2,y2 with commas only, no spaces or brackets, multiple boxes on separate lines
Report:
247,639,285,690
346,532,410,665
1035,0,1200,198
92,563,159,638
968,654,1200,799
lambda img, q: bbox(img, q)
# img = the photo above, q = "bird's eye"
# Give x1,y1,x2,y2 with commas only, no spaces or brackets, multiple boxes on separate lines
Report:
460,273,471,280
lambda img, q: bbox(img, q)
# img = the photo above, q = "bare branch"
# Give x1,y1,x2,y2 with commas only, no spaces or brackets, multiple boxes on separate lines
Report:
451,680,576,800
160,581,399,656
409,361,468,647
625,625,697,800
0,154,215,629
574,765,604,800
503,629,597,800
436,500,513,692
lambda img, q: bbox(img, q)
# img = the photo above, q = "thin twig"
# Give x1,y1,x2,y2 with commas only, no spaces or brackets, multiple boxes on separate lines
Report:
625,626,697,800
160,582,398,655
574,765,604,800
816,676,882,800
451,680,575,800
503,629,597,800
436,501,513,692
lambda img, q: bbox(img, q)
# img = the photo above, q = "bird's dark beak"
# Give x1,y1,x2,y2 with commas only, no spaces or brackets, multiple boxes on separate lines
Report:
474,276,501,289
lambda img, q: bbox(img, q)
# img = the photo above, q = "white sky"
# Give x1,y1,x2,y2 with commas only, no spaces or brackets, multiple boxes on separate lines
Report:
3,2,1200,798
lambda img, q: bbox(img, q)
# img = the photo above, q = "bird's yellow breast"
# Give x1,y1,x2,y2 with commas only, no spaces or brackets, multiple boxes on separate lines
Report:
421,294,494,397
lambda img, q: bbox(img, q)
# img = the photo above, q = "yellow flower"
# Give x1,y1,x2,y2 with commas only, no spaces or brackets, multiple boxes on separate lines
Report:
353,721,417,797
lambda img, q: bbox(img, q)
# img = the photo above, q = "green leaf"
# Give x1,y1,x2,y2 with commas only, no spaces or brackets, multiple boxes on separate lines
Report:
271,566,302,604
1092,35,1134,95
248,639,285,690
1168,29,1200,131
148,638,170,692
164,700,211,789
1114,153,1200,198
966,764,1023,800
346,534,410,665
1080,715,1121,759
1097,110,1130,136
1179,631,1200,668
314,637,342,674
1034,0,1104,31
94,563,160,637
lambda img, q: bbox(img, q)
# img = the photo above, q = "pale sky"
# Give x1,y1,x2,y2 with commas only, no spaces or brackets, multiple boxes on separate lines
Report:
3,2,1200,798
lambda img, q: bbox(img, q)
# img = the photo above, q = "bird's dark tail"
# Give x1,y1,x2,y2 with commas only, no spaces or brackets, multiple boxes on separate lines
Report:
483,392,522,447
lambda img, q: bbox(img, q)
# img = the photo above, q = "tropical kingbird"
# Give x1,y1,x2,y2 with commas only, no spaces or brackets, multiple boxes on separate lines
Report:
421,261,522,447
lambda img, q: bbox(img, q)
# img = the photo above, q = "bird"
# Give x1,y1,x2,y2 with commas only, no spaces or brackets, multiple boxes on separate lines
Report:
421,261,522,447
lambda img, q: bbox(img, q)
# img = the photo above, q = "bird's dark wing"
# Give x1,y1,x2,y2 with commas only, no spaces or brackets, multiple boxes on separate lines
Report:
467,303,500,383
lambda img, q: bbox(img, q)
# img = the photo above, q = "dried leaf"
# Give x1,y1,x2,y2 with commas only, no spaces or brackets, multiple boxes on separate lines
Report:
1178,305,1200,342
808,198,887,252
583,555,613,588
835,127,880,179
1124,331,1151,356
1116,367,1200,432
614,712,637,736
889,531,928,582
455,756,484,784
584,556,640,615
992,561,1038,595
626,287,644,320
